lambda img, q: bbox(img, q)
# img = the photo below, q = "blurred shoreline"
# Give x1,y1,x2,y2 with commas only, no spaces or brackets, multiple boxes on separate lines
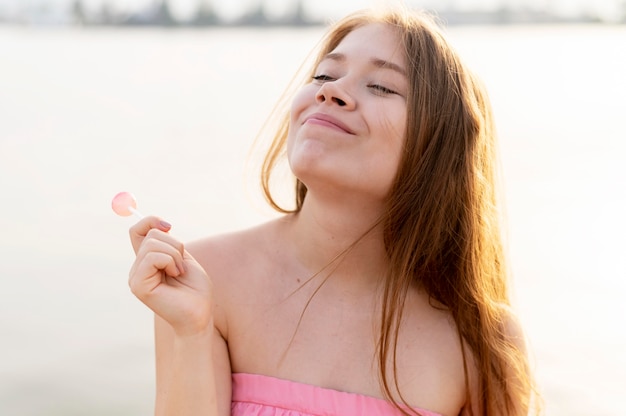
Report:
2,0,625,27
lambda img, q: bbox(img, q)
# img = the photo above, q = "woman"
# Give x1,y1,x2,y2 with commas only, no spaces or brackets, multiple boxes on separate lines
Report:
128,7,537,416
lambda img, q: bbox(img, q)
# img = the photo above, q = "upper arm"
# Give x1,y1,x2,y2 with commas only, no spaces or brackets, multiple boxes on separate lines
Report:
154,237,234,416
211,323,233,416
459,338,481,416
154,315,232,416
460,306,531,416
502,307,532,415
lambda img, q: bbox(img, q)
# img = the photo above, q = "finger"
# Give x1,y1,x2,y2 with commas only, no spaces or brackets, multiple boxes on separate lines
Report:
129,216,172,254
145,228,185,258
136,236,186,276
129,251,180,298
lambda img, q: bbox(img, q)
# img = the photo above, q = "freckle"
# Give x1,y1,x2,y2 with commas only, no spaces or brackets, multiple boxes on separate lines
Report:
297,278,301,283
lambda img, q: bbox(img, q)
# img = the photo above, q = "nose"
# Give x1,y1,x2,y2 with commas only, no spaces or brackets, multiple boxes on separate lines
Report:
315,81,355,109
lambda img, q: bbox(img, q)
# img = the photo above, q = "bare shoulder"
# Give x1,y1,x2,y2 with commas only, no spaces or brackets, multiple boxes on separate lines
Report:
183,217,291,338
498,303,528,353
185,218,286,275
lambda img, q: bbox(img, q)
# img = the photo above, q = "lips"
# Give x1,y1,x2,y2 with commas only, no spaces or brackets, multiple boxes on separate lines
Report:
303,113,355,135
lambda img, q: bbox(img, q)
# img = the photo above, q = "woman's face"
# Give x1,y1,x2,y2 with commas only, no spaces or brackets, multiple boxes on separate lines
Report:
287,23,408,203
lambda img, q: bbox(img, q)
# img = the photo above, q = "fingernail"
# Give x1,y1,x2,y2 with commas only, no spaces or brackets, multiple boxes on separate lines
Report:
159,220,171,229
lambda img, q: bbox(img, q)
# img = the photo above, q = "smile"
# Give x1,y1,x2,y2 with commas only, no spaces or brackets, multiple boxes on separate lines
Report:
303,113,355,135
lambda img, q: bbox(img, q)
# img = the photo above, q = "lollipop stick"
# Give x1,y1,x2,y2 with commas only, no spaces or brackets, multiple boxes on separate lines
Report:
128,206,144,220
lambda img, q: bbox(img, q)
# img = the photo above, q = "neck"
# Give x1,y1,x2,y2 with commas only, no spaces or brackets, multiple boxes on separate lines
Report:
285,189,389,289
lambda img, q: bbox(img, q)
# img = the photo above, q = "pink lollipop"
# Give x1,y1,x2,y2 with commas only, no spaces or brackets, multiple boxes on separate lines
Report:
112,191,144,219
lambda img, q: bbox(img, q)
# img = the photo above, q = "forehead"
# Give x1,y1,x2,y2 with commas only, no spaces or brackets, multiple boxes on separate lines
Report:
328,23,405,67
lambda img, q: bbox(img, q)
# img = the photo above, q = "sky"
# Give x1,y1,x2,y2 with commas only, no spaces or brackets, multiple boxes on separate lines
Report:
0,0,623,22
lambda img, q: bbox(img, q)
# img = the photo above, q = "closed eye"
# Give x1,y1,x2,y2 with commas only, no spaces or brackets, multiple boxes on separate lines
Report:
368,84,398,95
313,75,400,96
312,74,334,82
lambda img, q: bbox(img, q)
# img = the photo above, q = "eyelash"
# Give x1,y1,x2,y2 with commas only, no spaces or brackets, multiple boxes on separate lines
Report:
311,75,398,96
312,74,334,82
369,84,397,95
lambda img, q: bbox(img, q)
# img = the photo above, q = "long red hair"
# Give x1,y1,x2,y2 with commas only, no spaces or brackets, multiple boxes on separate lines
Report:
260,8,537,415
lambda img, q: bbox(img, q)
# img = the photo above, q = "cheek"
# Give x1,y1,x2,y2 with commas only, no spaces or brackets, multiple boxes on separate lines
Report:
382,108,407,177
391,111,407,143
287,85,316,153
289,85,315,126
377,105,407,151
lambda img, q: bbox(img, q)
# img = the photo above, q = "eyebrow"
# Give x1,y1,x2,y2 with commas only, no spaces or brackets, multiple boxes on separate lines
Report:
322,52,407,77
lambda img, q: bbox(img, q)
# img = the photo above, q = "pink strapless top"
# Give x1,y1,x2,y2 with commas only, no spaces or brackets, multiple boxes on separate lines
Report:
231,373,443,416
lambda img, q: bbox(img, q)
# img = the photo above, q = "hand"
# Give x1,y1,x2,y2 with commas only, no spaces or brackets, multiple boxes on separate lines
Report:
128,217,214,337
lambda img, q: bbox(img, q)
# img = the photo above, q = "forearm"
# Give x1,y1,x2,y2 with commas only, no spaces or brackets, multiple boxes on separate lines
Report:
156,328,218,416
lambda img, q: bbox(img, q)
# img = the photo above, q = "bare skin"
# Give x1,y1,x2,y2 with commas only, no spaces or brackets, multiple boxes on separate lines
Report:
192,214,476,416
127,23,494,416
130,206,480,416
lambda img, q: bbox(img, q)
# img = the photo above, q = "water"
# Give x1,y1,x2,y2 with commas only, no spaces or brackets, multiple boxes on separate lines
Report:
0,24,624,415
